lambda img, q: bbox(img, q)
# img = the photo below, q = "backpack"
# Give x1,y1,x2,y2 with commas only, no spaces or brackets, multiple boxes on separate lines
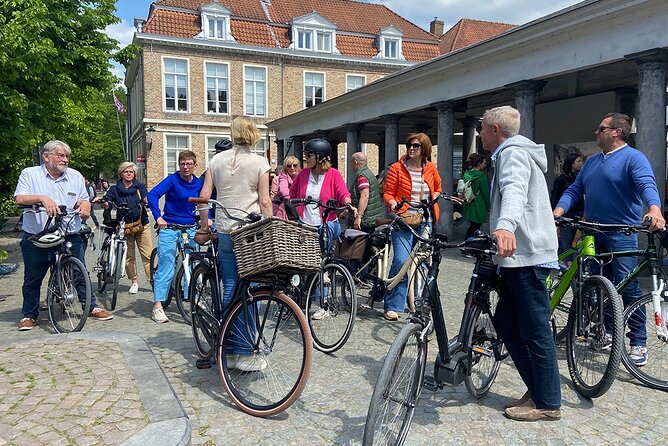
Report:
456,178,476,204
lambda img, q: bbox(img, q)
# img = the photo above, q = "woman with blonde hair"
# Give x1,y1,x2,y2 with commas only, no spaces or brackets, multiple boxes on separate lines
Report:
271,155,301,220
199,116,272,371
103,161,152,294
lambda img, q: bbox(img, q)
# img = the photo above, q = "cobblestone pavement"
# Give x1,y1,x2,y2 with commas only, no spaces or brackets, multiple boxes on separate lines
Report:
0,218,666,445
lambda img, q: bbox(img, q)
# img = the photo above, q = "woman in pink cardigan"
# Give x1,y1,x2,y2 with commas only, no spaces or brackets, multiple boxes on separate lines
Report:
271,155,301,220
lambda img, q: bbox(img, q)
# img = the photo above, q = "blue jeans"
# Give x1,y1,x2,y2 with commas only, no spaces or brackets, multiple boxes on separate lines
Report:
495,266,561,410
595,232,645,347
153,227,197,302
20,233,98,319
385,223,427,313
219,233,257,355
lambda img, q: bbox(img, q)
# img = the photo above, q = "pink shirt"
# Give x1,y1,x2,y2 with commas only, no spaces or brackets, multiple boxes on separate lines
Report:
290,168,351,223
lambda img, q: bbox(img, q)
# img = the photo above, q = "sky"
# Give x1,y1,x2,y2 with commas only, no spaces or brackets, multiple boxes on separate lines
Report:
107,0,582,82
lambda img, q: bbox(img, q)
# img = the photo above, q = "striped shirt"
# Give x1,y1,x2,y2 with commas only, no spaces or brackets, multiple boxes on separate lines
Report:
408,167,429,203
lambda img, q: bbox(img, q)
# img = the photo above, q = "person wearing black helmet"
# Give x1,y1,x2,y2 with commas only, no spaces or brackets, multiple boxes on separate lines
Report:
290,138,357,320
14,140,114,331
214,138,233,153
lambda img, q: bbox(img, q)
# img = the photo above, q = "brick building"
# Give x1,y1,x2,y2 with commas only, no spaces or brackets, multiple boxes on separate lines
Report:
125,0,447,187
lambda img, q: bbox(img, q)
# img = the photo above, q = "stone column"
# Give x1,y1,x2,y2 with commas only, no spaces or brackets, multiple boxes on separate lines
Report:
276,140,285,165
346,124,362,185
507,80,546,139
626,49,668,209
330,140,341,170
434,101,455,239
383,115,400,168
292,136,303,168
615,87,638,147
460,116,478,161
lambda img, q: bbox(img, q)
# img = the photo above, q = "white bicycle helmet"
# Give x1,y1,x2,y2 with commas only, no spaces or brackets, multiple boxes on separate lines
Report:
30,222,65,248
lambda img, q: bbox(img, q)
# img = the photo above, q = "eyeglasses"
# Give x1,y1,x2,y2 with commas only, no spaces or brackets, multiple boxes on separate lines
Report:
179,162,195,167
286,163,299,168
121,170,134,175
595,126,618,133
406,143,422,149
50,152,70,160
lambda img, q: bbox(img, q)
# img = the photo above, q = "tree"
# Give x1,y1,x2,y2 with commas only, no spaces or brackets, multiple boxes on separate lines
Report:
0,0,122,216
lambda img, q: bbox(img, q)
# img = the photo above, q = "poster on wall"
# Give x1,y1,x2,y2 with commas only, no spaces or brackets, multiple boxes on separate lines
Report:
553,141,599,176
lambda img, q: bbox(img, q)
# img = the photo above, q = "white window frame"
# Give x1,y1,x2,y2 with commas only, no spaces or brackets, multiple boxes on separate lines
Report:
162,57,189,113
243,64,267,117
290,13,339,54
205,134,231,166
346,74,366,93
376,26,405,60
198,3,236,42
384,39,398,58
164,133,191,175
251,137,268,157
204,61,230,115
304,71,325,109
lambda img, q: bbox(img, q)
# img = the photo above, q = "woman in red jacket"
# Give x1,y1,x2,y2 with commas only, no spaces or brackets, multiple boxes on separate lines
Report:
382,133,442,321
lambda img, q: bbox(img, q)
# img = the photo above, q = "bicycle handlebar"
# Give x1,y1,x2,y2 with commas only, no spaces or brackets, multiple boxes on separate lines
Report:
394,192,460,213
290,197,353,213
555,216,651,235
188,197,262,225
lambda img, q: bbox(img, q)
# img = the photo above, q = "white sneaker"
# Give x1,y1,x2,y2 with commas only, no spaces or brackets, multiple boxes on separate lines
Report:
152,307,169,323
311,307,329,320
129,283,139,294
226,354,267,372
323,272,331,285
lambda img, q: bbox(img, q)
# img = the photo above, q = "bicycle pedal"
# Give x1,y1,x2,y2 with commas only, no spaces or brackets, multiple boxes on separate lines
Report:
195,358,213,369
423,375,440,392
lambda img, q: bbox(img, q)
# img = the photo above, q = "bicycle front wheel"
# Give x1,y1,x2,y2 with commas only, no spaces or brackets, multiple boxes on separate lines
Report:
174,261,193,325
621,293,668,391
217,291,312,416
363,322,427,446
190,263,218,359
48,256,92,333
97,241,110,293
149,247,158,291
464,289,505,399
110,242,125,311
306,262,357,353
565,275,622,398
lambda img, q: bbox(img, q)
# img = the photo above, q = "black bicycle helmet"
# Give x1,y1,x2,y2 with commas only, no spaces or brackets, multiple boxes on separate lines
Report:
304,138,331,159
215,138,233,153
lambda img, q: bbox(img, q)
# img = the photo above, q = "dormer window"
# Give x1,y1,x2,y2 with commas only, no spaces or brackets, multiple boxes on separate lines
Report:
290,12,339,54
376,25,405,60
198,2,236,42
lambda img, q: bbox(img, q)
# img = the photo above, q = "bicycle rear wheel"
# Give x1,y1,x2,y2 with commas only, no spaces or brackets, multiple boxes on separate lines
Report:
621,293,668,391
48,257,91,333
217,291,312,416
189,263,217,359
363,322,427,446
565,275,622,398
149,247,158,291
306,262,357,353
464,289,505,399
174,262,193,325
110,243,125,311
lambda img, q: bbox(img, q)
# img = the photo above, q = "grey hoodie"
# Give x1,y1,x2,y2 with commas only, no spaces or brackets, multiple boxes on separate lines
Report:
489,135,558,268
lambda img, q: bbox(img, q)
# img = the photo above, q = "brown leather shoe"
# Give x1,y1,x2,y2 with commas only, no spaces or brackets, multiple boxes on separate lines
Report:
504,391,535,409
18,318,35,331
504,406,562,421
89,307,113,321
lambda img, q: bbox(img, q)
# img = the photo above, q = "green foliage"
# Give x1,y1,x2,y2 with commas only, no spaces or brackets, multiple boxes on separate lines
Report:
113,44,141,68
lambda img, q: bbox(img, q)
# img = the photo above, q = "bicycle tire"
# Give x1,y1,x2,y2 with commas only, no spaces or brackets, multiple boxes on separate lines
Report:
548,269,577,342
363,322,427,446
565,275,622,398
48,256,91,333
190,263,217,359
174,262,193,325
464,290,505,399
217,290,313,416
110,243,124,311
97,241,110,294
621,293,668,391
149,247,158,291
306,262,357,353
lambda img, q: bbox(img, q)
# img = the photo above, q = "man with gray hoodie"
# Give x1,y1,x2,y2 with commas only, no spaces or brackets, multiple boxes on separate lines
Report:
480,106,561,421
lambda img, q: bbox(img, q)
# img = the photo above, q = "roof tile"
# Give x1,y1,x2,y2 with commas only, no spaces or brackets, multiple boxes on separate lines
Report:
439,18,516,54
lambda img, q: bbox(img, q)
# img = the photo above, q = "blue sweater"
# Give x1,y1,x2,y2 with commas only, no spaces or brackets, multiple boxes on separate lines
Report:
556,145,661,225
147,172,203,225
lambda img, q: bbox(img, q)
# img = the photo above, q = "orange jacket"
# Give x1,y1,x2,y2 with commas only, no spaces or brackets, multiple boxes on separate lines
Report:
383,157,442,222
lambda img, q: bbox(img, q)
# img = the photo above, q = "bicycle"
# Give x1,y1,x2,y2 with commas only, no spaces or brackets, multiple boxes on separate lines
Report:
290,197,358,353
21,204,92,333
549,217,625,398
187,197,313,416
94,201,145,311
149,223,199,324
364,198,506,445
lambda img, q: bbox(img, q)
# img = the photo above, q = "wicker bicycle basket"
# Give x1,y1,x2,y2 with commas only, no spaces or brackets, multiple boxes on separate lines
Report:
231,217,320,279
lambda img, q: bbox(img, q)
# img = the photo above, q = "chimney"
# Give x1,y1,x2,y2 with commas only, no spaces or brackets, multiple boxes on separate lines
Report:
430,18,444,36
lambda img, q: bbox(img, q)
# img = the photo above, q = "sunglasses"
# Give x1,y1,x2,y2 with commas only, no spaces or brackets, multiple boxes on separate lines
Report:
406,143,422,149
286,163,299,168
595,126,618,133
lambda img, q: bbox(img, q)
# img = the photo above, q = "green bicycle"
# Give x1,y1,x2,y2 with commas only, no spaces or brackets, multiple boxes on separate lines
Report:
549,217,623,398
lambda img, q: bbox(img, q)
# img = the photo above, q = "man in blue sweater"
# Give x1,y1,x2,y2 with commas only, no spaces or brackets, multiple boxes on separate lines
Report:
147,150,203,323
554,112,665,366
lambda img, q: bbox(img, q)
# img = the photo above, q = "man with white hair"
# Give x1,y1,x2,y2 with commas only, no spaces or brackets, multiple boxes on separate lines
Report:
480,106,561,421
349,152,384,231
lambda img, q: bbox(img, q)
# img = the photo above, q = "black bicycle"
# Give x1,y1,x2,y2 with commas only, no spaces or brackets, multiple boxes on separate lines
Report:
188,197,313,417
364,195,506,445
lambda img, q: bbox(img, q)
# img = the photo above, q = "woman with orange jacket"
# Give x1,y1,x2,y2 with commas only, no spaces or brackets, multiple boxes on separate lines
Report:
382,132,442,321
